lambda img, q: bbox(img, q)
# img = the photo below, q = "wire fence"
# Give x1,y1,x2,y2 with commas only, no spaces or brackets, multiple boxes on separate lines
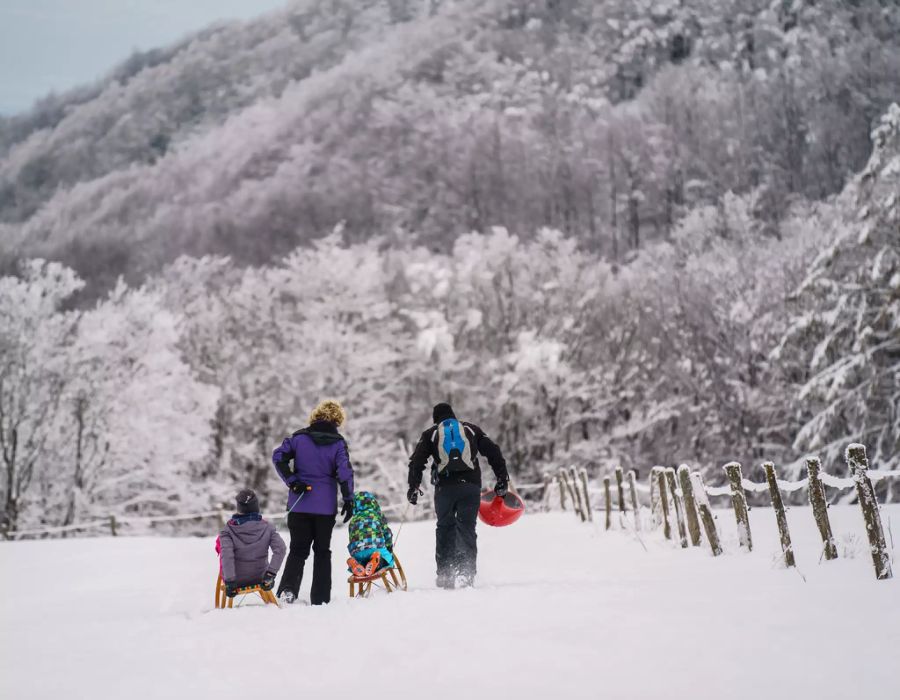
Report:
547,443,896,581
1,480,549,542
4,443,896,582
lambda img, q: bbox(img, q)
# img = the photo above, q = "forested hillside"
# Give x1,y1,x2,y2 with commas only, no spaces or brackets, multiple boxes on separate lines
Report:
2,103,897,532
1,0,898,292
0,0,898,532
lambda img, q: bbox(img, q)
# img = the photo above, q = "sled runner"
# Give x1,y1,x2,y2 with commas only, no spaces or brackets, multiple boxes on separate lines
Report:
478,488,525,527
347,554,408,598
215,573,279,609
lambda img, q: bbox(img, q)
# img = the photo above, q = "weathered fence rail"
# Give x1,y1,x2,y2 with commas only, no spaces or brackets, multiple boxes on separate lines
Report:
2,478,551,541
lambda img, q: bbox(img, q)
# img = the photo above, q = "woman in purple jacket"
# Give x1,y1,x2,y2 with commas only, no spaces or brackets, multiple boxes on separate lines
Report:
273,399,354,605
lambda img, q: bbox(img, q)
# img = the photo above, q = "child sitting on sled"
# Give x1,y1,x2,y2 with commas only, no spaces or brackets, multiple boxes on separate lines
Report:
346,491,394,578
217,489,286,598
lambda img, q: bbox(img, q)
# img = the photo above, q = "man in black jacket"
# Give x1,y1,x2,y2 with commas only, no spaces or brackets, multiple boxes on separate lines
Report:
407,402,509,588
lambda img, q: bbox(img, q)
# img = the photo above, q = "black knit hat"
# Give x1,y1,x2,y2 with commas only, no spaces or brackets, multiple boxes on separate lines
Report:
236,489,259,514
432,402,455,424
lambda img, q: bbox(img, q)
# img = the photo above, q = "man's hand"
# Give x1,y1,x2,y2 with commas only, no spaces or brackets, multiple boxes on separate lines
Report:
260,571,276,591
407,486,420,505
494,479,509,498
225,580,240,598
289,481,310,495
341,499,354,523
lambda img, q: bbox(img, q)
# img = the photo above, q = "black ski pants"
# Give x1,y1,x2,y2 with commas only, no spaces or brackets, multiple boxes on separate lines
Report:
434,481,481,582
278,512,336,605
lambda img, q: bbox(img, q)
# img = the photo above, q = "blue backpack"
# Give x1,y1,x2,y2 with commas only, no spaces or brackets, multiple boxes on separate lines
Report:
434,418,475,476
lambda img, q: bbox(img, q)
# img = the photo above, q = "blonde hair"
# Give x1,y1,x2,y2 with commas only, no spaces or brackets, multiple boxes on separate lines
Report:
309,399,346,426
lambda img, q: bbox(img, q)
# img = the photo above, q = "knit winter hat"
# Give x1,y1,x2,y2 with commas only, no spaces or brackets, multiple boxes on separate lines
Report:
236,489,259,514
432,402,455,423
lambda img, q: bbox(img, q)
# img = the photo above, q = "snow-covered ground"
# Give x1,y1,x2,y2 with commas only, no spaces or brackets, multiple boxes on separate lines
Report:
2,504,898,700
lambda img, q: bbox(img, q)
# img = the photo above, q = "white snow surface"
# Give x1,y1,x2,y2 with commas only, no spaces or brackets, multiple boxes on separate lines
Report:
2,506,899,700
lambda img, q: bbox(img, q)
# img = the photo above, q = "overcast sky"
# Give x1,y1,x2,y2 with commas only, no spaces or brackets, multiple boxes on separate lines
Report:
0,0,288,115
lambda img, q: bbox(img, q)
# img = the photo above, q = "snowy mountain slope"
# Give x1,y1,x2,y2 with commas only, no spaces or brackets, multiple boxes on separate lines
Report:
1,0,897,286
2,506,897,700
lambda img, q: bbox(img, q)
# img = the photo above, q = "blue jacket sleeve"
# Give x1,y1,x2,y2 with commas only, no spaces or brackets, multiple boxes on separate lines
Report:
273,437,297,485
335,441,354,502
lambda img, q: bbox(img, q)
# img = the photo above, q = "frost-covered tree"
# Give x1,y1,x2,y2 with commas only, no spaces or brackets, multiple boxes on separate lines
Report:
0,261,82,531
778,104,900,479
155,236,416,508
65,283,218,522
397,228,615,479
0,260,219,531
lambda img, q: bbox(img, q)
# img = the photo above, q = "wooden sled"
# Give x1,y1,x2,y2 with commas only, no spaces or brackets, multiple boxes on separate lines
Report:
348,554,408,598
215,573,279,609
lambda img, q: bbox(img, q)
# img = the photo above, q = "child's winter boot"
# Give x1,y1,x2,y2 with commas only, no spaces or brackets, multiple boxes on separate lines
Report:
347,557,367,578
364,551,381,576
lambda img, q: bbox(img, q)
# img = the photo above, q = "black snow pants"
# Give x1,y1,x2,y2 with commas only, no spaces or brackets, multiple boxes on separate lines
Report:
278,512,336,604
434,481,481,585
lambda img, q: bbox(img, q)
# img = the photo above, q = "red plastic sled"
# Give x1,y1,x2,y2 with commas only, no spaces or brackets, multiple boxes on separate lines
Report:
478,489,525,527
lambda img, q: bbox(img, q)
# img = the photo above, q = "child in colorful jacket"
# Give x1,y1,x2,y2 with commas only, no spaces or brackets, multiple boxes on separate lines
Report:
346,491,394,577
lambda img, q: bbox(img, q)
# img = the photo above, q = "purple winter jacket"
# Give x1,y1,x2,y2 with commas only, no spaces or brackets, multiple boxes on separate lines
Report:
273,420,354,516
218,515,286,586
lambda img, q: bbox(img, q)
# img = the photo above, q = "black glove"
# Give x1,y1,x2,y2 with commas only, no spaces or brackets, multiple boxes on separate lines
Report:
495,479,509,498
275,459,293,481
407,486,420,505
225,580,239,598
289,481,309,495
260,571,276,591
341,499,354,523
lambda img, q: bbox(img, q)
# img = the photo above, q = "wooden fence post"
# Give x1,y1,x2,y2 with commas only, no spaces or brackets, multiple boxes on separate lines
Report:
691,472,722,556
559,468,584,522
579,469,593,522
108,514,118,537
615,466,626,516
627,469,642,531
805,456,837,560
763,462,795,568
650,466,663,527
603,476,612,531
557,474,568,511
724,462,752,551
677,465,701,547
664,469,688,548
564,468,586,523
657,470,672,540
539,474,552,512
846,444,892,580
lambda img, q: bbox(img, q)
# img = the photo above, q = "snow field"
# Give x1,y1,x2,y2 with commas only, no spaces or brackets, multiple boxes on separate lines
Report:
1,504,898,700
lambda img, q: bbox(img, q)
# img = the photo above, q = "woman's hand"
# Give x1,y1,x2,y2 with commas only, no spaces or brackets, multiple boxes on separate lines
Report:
341,499,354,523
289,481,310,495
